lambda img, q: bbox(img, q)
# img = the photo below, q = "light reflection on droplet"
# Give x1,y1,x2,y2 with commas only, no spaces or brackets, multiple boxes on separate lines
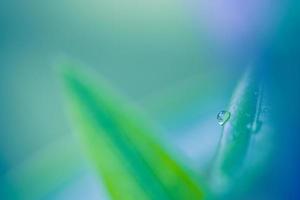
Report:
217,110,231,126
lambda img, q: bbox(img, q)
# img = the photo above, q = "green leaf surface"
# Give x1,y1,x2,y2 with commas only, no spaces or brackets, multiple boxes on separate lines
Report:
210,67,272,196
61,64,205,200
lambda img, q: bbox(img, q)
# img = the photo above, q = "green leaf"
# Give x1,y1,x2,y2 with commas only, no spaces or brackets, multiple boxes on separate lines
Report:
61,64,205,200
210,67,272,196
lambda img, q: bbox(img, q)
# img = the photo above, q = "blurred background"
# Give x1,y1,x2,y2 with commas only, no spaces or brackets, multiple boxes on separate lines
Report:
0,0,299,199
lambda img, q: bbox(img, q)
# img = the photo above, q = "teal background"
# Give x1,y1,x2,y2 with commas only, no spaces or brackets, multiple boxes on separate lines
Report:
0,0,299,199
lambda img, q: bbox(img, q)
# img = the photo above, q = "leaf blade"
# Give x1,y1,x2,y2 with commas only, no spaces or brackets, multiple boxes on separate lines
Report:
210,67,272,196
61,64,205,200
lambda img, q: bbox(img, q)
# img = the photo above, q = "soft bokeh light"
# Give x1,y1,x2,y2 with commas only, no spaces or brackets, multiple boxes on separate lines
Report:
0,0,299,199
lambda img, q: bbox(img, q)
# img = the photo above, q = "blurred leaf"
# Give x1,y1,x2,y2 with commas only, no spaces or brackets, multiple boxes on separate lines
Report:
61,64,205,200
210,67,272,196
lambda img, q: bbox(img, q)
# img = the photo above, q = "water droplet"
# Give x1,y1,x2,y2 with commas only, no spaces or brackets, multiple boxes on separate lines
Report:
246,123,252,129
262,107,269,114
246,121,262,134
217,110,231,126
252,121,262,133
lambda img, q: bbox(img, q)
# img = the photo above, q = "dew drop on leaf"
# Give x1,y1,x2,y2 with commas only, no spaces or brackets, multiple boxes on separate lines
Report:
217,110,231,126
